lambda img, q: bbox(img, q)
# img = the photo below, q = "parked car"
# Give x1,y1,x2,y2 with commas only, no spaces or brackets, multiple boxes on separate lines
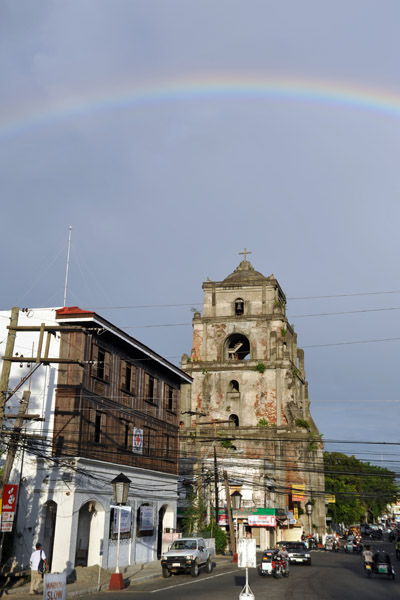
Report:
276,542,311,565
160,537,212,578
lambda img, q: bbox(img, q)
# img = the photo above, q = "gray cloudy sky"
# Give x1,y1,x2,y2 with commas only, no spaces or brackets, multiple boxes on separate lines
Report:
1,1,400,469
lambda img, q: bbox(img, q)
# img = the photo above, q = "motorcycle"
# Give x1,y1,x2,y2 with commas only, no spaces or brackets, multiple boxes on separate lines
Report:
364,562,373,578
365,551,395,580
306,536,318,550
344,541,354,553
271,553,290,579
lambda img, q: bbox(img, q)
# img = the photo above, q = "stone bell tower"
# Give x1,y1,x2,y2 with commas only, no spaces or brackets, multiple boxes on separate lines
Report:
180,253,326,540
181,252,316,429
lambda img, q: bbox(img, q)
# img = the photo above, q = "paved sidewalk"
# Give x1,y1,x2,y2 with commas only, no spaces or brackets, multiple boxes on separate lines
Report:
0,555,234,599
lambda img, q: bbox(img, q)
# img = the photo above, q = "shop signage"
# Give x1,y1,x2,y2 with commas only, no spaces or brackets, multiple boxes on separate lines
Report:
218,514,229,526
2,485,18,512
232,507,276,517
1,485,18,532
247,515,277,527
292,484,305,502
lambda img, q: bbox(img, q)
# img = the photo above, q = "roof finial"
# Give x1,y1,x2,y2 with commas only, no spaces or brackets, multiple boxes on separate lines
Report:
239,247,252,262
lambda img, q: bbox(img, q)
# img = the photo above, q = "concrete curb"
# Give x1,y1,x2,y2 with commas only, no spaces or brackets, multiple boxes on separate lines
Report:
2,556,235,598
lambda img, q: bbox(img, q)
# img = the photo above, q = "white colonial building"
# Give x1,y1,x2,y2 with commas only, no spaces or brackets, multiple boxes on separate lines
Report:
0,306,191,573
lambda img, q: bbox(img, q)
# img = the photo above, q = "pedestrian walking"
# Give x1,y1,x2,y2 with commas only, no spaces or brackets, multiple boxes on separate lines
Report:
30,543,47,595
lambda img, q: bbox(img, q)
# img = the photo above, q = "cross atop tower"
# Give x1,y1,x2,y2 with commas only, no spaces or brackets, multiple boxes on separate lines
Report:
239,248,252,262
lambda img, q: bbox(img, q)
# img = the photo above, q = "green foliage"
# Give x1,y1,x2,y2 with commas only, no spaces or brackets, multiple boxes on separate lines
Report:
220,439,233,449
201,368,208,374
295,418,310,430
200,522,228,554
273,299,285,309
308,431,323,451
253,363,267,374
280,327,287,337
324,451,399,525
182,493,206,535
257,418,269,427
292,367,301,378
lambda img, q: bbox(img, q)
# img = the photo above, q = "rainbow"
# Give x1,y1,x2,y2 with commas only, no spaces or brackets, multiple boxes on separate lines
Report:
2,74,400,139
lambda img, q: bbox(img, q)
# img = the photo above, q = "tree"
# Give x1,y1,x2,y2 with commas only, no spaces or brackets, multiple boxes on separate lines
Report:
324,451,399,525
181,493,206,535
200,522,228,555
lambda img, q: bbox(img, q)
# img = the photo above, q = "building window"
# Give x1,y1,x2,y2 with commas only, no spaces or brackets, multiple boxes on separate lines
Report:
229,414,239,427
91,345,110,381
90,410,106,443
229,380,239,392
225,334,251,360
144,373,158,404
120,360,137,394
121,420,130,448
164,384,176,413
143,425,155,455
235,298,244,316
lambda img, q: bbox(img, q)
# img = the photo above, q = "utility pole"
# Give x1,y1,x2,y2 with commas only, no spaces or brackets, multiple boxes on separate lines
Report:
195,423,203,514
223,470,236,558
0,391,31,565
214,446,219,524
0,307,19,434
1,391,31,492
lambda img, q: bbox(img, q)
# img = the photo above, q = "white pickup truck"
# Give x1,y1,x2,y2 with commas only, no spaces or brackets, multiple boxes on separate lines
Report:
160,537,213,578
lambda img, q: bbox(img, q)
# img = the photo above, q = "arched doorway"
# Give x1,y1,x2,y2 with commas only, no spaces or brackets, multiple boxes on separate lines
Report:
157,504,175,558
75,500,105,567
43,501,57,570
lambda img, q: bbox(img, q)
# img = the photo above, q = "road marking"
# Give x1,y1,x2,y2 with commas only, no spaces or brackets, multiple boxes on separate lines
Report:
150,569,239,593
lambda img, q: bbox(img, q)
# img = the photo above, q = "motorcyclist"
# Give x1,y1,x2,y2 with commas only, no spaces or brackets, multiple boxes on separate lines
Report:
276,545,289,574
362,545,373,565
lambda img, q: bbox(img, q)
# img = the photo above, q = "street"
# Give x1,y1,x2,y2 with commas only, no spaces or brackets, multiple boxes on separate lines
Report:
80,541,399,600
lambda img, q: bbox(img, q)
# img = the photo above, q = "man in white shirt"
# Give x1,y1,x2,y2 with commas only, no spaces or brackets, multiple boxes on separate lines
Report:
30,543,47,595
362,545,374,564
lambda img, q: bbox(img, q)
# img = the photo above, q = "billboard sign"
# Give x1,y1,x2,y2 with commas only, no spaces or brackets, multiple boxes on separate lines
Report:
2,485,18,512
292,484,305,502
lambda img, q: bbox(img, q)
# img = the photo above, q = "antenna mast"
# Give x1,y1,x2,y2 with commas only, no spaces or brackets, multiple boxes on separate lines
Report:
63,225,72,307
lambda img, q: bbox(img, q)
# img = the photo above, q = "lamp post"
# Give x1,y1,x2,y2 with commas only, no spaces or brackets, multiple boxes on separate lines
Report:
305,501,313,538
230,490,242,561
109,473,131,591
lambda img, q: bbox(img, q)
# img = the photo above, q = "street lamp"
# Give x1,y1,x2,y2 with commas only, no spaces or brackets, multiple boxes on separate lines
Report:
230,491,242,560
112,472,131,506
109,473,131,591
305,501,313,538
230,490,242,511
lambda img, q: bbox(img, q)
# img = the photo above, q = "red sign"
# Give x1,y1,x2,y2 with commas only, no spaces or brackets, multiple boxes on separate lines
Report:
218,513,229,526
2,485,18,512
